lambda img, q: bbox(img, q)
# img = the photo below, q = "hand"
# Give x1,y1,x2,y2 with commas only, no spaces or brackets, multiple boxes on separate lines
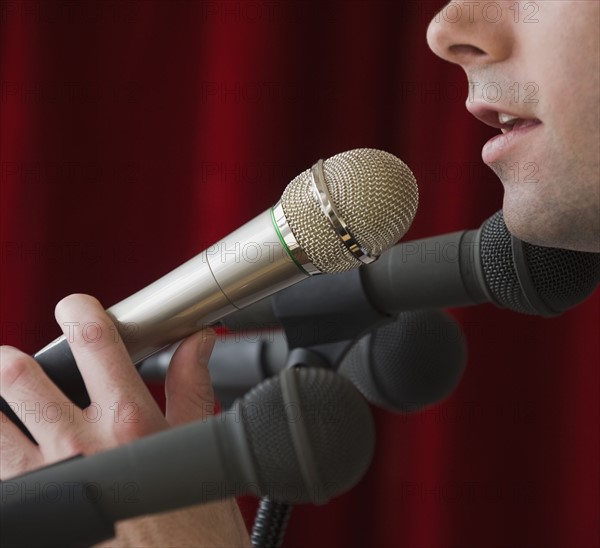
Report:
0,294,251,547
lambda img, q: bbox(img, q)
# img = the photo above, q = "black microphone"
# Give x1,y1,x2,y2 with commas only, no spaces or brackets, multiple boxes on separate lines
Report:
141,309,467,412
0,367,374,548
337,309,467,412
222,210,600,348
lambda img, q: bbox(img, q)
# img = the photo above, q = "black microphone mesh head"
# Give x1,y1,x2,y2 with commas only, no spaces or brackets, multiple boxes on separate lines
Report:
338,310,467,412
240,367,374,504
480,211,600,315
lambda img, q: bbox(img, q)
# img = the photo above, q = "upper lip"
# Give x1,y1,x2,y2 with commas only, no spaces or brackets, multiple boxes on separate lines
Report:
466,102,541,131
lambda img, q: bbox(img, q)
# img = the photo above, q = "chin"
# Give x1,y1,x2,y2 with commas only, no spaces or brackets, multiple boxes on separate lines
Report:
502,198,600,253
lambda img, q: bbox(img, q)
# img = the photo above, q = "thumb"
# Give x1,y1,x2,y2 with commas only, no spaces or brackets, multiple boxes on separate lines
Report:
164,328,217,426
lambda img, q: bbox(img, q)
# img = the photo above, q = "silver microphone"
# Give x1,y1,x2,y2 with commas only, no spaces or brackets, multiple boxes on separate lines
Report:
22,149,417,410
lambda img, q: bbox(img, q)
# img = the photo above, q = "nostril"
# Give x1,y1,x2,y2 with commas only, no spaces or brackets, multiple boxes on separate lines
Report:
449,44,487,57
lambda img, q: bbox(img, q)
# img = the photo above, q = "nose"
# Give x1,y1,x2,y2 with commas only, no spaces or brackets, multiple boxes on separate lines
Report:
426,1,514,68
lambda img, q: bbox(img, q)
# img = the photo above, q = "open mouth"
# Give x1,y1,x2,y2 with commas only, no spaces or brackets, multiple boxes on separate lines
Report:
481,117,543,164
498,112,542,134
466,104,543,164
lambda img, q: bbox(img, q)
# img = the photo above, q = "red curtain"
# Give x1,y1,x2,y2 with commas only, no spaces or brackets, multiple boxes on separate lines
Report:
1,2,598,547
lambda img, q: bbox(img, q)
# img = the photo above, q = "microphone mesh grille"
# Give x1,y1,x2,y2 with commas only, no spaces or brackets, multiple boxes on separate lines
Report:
524,244,599,312
241,367,374,503
480,211,531,313
281,149,418,273
339,310,466,412
481,211,600,314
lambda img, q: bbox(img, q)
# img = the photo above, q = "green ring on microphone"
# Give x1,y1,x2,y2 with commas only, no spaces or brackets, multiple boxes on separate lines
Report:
270,206,310,276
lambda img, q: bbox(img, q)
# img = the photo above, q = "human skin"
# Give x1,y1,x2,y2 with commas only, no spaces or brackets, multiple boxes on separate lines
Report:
427,0,600,252
0,294,251,547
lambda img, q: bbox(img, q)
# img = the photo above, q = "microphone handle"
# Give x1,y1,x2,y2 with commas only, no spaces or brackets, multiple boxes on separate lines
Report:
1,207,310,423
0,401,259,548
361,228,491,312
36,207,306,367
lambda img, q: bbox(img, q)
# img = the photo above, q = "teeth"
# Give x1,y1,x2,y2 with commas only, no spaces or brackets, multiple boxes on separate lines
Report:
498,112,519,125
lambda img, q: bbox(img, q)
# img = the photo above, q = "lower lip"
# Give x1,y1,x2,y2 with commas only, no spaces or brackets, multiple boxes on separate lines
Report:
481,120,542,164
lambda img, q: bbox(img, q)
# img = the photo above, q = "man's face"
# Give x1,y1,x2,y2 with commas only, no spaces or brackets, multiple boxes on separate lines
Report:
427,1,599,252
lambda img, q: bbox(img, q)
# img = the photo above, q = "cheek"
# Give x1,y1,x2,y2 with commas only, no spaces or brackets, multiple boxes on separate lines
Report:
546,89,599,174
530,12,600,151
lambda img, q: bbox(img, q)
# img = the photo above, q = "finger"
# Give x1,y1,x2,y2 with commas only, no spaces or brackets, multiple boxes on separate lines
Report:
54,294,163,426
0,345,85,453
165,329,216,426
0,411,43,479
